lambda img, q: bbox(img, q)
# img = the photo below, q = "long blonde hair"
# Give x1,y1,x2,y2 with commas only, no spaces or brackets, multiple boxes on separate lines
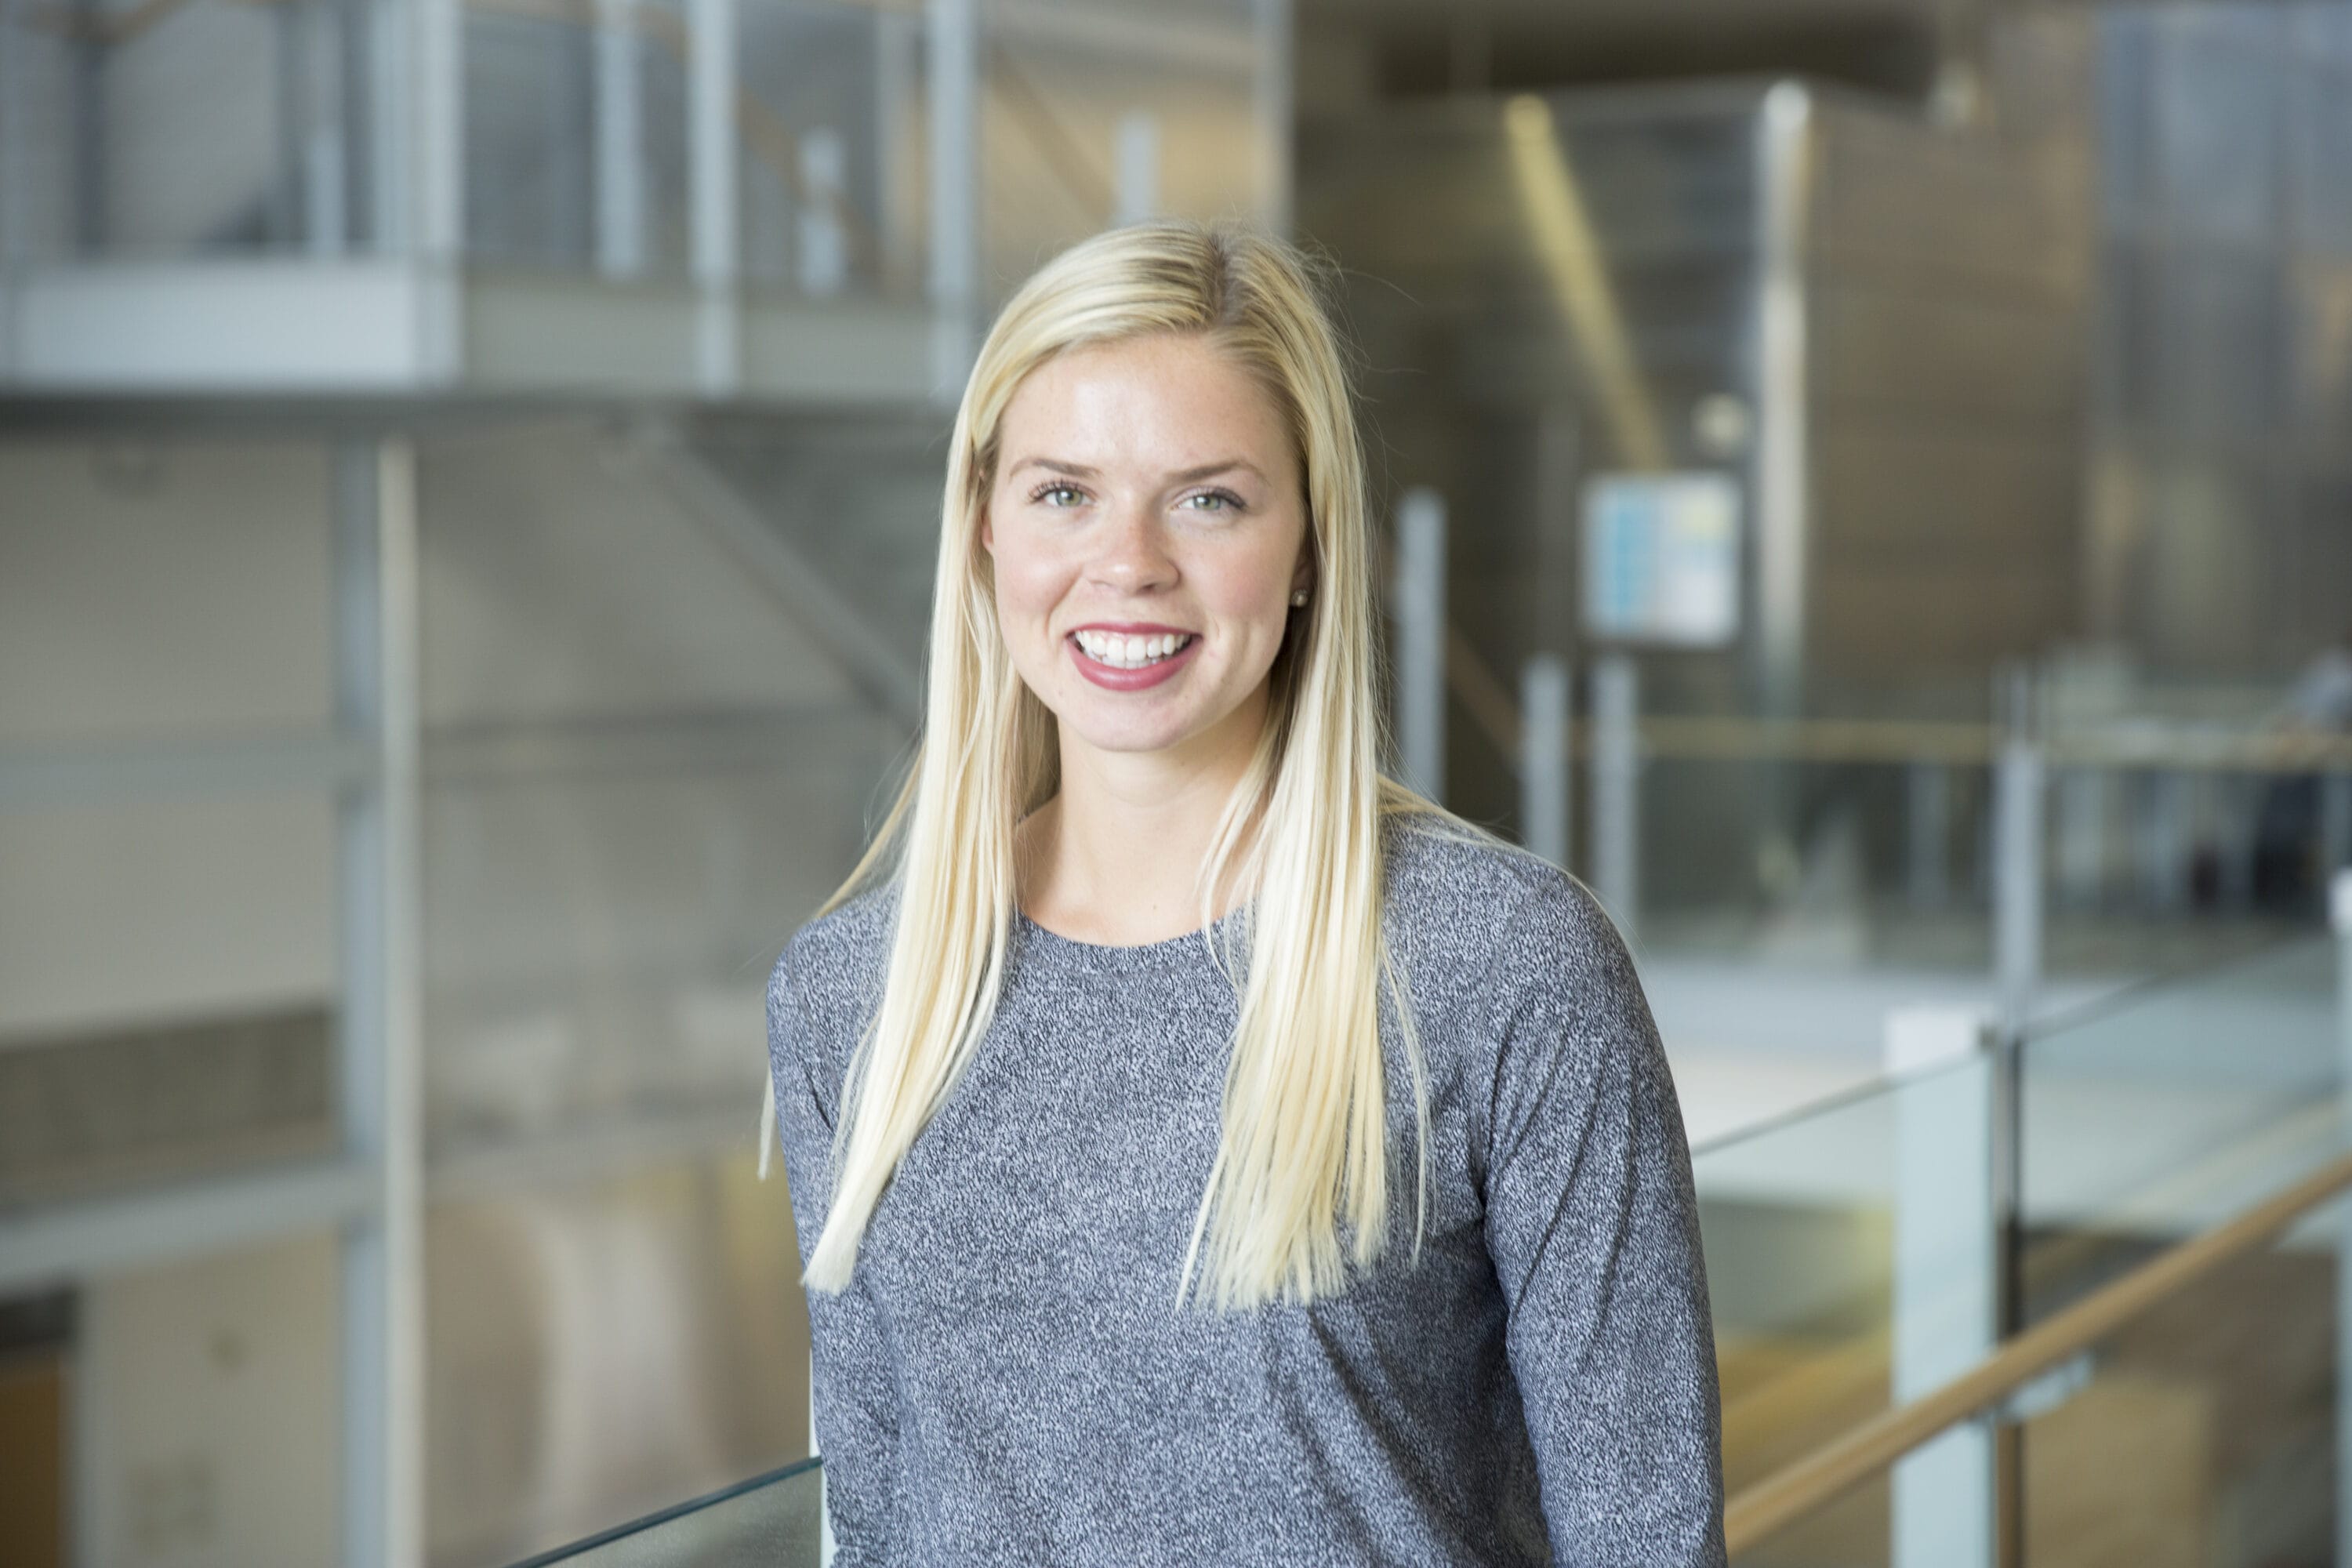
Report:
764,218,1472,1311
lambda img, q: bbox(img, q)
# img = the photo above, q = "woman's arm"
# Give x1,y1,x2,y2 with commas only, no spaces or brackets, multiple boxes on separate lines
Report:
767,945,905,1564
1479,874,1728,1568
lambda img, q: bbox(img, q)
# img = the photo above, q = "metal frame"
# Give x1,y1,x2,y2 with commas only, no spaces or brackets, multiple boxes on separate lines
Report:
333,436,426,1568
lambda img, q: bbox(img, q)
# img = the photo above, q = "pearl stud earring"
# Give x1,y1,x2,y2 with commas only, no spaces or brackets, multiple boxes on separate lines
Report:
1290,590,1308,607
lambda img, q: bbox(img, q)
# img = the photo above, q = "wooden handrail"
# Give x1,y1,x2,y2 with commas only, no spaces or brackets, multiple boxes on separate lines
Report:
1415,607,2352,775
1722,1144,2352,1553
1440,657,2352,776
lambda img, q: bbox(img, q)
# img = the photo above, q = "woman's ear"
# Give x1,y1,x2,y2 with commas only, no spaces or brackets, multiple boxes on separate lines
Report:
979,504,994,555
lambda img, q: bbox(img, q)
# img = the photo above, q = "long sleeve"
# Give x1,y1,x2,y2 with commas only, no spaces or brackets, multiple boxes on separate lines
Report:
767,943,905,1564
1478,874,1728,1567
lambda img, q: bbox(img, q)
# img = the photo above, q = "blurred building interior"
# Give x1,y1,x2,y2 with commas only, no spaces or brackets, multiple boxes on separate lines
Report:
2,0,2352,1564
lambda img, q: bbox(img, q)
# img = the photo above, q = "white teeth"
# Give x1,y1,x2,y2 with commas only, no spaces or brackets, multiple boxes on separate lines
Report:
1073,630,1194,670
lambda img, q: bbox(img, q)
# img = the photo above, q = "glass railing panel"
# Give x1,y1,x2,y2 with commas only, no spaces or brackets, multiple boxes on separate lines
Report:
2015,1219,2343,1567
428,1145,812,1567
1626,753,1997,975
0,0,383,261
464,3,607,273
738,0,922,300
1697,1054,1995,1568
503,1457,824,1567
979,0,1267,317
2019,934,2343,1329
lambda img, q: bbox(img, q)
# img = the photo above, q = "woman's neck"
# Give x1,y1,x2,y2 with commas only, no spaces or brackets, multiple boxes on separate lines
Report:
1015,720,1262,948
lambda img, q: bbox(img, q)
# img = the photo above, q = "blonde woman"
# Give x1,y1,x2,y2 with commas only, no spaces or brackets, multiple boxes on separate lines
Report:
761,218,1726,1566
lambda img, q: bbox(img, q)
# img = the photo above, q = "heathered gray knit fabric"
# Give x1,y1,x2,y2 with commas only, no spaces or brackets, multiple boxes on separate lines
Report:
765,811,1727,1567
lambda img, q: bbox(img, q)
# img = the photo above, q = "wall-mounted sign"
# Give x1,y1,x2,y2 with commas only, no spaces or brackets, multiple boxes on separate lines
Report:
1580,471,1742,647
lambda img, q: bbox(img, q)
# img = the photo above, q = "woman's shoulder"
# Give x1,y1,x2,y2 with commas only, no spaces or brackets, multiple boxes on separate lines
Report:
767,877,899,1056
1378,809,1641,1017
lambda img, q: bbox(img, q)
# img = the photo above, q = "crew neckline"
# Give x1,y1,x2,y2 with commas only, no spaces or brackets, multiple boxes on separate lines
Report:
1014,898,1254,964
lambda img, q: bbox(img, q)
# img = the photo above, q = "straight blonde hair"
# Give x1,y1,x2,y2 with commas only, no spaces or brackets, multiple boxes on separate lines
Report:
762,218,1483,1311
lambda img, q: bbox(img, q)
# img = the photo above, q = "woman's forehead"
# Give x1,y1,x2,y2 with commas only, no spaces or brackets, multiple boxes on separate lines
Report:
995,336,1293,478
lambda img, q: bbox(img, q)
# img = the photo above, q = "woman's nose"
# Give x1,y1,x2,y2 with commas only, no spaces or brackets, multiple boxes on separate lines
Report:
1087,503,1177,593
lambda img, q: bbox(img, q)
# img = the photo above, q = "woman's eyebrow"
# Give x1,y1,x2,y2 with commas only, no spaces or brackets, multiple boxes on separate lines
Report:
1169,459,1266,482
1008,456,1100,478
1007,456,1266,482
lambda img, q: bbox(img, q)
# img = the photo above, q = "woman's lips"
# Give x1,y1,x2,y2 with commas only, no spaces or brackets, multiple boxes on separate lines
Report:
1067,631,1201,691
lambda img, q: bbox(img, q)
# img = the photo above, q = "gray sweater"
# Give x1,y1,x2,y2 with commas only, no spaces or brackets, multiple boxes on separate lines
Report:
765,811,1727,1566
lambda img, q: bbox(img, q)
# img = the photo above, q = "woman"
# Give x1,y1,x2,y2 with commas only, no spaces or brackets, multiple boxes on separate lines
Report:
762,219,1726,1566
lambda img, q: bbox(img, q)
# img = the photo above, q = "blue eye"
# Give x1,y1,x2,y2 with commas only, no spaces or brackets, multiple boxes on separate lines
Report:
1031,481,1087,507
1185,488,1246,514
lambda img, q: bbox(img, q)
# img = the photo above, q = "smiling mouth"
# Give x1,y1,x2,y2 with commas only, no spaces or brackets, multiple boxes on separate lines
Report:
1067,629,1198,670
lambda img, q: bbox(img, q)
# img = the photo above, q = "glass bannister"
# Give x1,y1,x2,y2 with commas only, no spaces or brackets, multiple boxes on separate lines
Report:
503,1457,824,1567
0,0,384,261
1696,1050,2003,1568
2020,934,2344,1328
1715,915,2349,1562
2013,931,2347,1568
2012,1221,2341,1566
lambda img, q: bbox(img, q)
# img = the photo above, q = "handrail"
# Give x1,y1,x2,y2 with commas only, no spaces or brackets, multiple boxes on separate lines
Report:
1445,666,2352,775
1425,627,2352,776
1722,1143,2352,1553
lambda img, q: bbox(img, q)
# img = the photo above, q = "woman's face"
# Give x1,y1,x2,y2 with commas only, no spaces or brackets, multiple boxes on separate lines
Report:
980,332,1312,769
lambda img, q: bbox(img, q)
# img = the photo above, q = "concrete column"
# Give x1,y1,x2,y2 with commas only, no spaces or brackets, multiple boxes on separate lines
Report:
1886,1005,2000,1568
1520,655,1570,869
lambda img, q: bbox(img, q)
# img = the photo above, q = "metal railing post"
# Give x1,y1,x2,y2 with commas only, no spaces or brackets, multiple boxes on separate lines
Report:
2054,764,2104,911
1252,0,1293,234
1392,487,1446,803
1520,654,1570,869
595,0,648,279
335,438,424,1568
1992,670,2043,1038
690,0,741,391
2322,771,2352,884
798,127,848,296
1908,760,1951,911
2138,770,2192,913
926,0,978,396
1112,110,1160,224
1591,654,1639,938
1885,1005,2001,1568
